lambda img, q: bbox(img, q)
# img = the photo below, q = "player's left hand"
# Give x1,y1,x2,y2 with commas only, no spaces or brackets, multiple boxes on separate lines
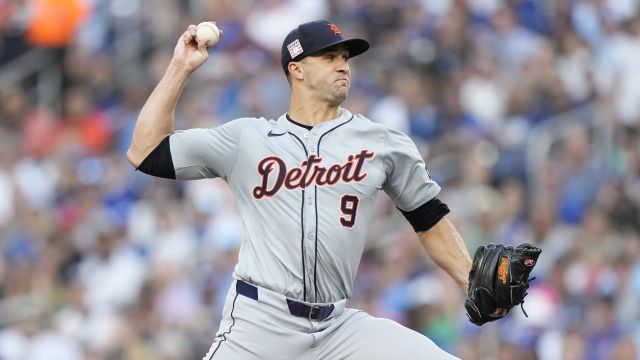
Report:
464,243,541,326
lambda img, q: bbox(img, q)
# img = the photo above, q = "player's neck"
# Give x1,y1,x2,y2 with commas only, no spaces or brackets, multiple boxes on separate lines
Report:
287,97,341,127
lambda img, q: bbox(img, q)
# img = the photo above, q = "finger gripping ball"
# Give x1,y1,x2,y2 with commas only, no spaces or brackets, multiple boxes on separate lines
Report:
196,22,220,47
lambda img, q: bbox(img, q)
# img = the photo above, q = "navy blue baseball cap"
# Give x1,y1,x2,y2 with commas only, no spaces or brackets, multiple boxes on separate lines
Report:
281,20,370,74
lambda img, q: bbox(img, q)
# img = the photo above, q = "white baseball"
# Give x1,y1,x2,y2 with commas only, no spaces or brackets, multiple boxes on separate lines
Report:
196,21,220,47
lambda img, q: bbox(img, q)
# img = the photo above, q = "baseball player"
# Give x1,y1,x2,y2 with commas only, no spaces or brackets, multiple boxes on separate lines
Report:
127,20,473,360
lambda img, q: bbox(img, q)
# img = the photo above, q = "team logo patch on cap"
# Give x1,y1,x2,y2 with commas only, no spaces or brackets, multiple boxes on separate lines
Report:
328,23,341,36
287,39,304,59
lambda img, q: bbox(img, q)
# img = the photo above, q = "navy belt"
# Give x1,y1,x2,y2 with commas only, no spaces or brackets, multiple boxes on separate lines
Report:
236,280,335,321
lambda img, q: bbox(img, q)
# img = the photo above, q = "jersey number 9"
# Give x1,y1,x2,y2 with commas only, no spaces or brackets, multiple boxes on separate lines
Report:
340,194,359,228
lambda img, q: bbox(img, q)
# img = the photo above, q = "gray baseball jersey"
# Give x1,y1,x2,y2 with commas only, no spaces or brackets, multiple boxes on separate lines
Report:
170,108,440,303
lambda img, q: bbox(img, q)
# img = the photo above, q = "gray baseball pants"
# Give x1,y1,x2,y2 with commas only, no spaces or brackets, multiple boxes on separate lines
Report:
203,279,460,360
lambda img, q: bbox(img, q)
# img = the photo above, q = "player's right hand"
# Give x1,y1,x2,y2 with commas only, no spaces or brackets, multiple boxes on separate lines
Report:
170,24,223,74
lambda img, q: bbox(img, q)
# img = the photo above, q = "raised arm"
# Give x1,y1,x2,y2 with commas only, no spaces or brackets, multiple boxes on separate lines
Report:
417,216,472,293
126,24,221,167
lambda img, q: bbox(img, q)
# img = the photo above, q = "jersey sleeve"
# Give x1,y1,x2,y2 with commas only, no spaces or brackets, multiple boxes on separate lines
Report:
169,118,251,180
382,128,441,211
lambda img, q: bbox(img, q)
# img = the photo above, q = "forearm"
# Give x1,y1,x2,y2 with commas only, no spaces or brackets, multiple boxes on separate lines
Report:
417,216,472,293
127,62,191,167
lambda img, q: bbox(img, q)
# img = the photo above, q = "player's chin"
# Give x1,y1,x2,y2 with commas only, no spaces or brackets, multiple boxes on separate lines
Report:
331,84,349,101
329,92,348,106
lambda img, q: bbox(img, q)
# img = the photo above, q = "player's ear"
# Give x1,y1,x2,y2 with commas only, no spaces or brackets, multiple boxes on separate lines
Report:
288,61,304,81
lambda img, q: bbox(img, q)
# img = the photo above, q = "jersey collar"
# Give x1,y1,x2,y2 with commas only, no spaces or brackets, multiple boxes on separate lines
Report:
277,108,353,137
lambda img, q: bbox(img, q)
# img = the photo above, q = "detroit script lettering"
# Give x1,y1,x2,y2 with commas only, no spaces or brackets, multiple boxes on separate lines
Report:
252,150,375,199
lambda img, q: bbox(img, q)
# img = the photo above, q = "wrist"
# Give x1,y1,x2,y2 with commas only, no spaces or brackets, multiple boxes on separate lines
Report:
459,277,469,294
167,60,194,78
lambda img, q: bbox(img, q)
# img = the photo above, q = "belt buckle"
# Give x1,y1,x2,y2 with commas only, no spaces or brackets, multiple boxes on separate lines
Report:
308,304,320,320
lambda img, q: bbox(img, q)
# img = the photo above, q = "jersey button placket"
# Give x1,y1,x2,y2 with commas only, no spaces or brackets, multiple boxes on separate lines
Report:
303,133,318,301
303,225,316,300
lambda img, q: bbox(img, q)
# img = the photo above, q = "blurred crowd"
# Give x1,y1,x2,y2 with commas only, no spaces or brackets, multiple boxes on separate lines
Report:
0,0,639,359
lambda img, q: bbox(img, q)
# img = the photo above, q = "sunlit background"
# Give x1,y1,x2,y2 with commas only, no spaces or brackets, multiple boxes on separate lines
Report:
1,0,639,359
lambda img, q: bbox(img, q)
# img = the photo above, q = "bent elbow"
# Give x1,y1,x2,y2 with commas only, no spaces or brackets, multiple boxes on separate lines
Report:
126,147,143,168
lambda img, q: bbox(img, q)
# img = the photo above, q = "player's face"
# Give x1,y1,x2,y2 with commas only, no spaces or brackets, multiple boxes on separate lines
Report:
301,46,351,105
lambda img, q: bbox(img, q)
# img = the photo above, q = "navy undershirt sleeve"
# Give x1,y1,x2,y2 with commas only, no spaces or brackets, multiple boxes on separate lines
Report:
137,136,176,179
399,197,450,232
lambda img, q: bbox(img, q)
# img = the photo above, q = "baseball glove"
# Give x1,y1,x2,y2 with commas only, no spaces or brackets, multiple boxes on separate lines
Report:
464,243,541,326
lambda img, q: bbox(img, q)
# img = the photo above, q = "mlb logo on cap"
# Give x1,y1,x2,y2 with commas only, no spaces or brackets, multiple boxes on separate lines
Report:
280,20,370,74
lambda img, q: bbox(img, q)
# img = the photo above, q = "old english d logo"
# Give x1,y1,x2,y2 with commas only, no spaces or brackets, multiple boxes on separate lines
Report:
328,23,341,36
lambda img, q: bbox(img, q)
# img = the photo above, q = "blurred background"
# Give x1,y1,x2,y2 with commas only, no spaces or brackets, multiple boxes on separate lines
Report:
0,0,639,359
